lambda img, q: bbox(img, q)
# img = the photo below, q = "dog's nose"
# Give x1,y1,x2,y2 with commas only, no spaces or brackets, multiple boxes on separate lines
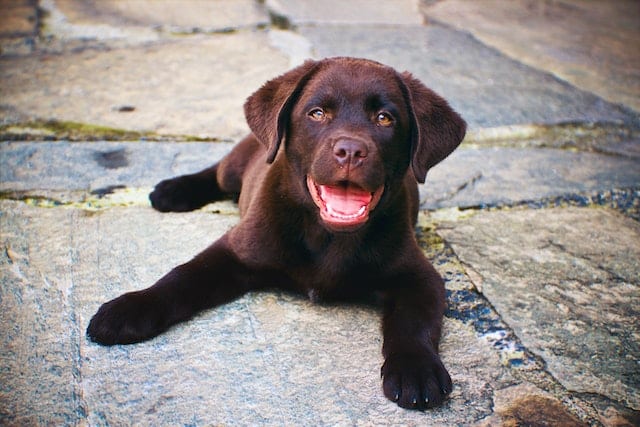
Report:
333,139,368,167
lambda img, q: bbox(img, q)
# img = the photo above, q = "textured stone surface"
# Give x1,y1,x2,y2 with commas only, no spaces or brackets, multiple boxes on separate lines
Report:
437,207,640,410
477,383,586,427
0,0,39,56
0,0,38,37
266,0,422,25
298,24,639,130
3,5,638,138
422,146,640,209
0,141,234,192
54,0,268,33
4,141,638,213
0,201,513,425
422,0,640,112
1,0,639,424
0,34,289,139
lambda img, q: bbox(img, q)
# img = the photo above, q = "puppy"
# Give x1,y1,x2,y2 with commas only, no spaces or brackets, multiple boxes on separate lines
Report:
88,57,466,410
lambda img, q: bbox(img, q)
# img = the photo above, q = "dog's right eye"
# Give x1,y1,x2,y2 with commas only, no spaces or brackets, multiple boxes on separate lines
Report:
308,108,326,122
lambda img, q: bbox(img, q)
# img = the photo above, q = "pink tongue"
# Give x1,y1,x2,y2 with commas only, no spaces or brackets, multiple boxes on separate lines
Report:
319,185,372,215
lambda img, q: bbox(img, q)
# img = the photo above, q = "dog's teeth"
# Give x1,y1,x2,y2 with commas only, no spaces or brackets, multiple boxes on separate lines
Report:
326,204,367,220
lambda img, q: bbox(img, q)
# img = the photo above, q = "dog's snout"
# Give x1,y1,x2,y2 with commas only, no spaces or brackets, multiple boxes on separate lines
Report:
333,139,368,167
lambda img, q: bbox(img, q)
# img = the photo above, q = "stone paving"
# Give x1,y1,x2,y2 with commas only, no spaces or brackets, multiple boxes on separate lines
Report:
1,1,639,426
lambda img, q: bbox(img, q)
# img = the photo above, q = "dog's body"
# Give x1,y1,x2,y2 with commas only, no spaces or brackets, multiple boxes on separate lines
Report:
87,57,466,410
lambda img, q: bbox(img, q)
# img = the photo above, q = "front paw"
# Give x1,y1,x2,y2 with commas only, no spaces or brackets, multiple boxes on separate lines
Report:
381,351,452,410
87,291,169,345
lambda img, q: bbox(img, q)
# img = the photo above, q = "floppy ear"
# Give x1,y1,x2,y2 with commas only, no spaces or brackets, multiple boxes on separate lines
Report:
400,72,467,183
244,60,320,163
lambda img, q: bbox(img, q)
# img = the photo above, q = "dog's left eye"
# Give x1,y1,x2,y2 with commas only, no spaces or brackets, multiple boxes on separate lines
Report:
375,112,394,127
308,108,326,122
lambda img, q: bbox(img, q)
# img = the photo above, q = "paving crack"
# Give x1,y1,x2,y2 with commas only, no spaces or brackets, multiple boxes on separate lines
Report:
430,172,483,206
66,215,90,422
0,188,241,216
0,187,154,211
419,223,606,424
453,187,640,221
545,239,632,284
418,225,542,371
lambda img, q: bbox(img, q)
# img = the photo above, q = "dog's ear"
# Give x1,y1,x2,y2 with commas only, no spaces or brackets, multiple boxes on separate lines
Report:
244,60,320,163
399,72,466,183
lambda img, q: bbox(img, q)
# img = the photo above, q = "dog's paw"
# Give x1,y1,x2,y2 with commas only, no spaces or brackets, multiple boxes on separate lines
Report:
87,291,169,345
381,351,452,410
149,176,210,212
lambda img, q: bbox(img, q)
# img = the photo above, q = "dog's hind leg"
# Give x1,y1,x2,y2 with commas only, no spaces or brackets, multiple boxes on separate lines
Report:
149,135,261,212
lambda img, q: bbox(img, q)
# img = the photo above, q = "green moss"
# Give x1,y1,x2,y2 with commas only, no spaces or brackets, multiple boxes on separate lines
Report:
415,224,446,259
0,188,149,210
0,120,223,142
463,121,638,153
0,120,150,141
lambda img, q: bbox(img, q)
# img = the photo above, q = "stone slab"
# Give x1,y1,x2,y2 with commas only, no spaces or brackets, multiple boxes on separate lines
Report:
266,0,422,26
0,141,234,193
0,201,514,425
422,146,640,209
476,383,586,427
4,12,638,139
3,142,638,213
0,0,39,56
38,0,158,46
422,0,640,112
437,207,640,410
0,0,38,37
52,0,268,34
298,24,639,130
0,33,290,139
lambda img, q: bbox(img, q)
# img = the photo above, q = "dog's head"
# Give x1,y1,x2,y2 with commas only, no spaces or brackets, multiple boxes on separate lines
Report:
245,57,466,232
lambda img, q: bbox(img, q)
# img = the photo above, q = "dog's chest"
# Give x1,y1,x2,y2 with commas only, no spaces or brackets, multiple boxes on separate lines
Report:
291,238,385,300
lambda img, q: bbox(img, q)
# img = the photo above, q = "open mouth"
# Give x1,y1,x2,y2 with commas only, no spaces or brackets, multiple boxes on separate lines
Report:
306,176,384,231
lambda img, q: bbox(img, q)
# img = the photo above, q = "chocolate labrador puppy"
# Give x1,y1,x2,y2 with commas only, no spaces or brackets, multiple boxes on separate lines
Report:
87,57,466,410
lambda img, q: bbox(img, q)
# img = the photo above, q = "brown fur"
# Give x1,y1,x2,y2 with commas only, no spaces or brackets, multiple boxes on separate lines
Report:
87,57,466,410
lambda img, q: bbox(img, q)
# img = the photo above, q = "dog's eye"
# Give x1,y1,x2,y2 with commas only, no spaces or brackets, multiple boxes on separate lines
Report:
375,112,394,127
308,108,326,122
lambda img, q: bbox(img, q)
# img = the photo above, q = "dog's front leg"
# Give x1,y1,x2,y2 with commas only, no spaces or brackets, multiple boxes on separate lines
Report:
87,235,261,345
380,268,452,410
